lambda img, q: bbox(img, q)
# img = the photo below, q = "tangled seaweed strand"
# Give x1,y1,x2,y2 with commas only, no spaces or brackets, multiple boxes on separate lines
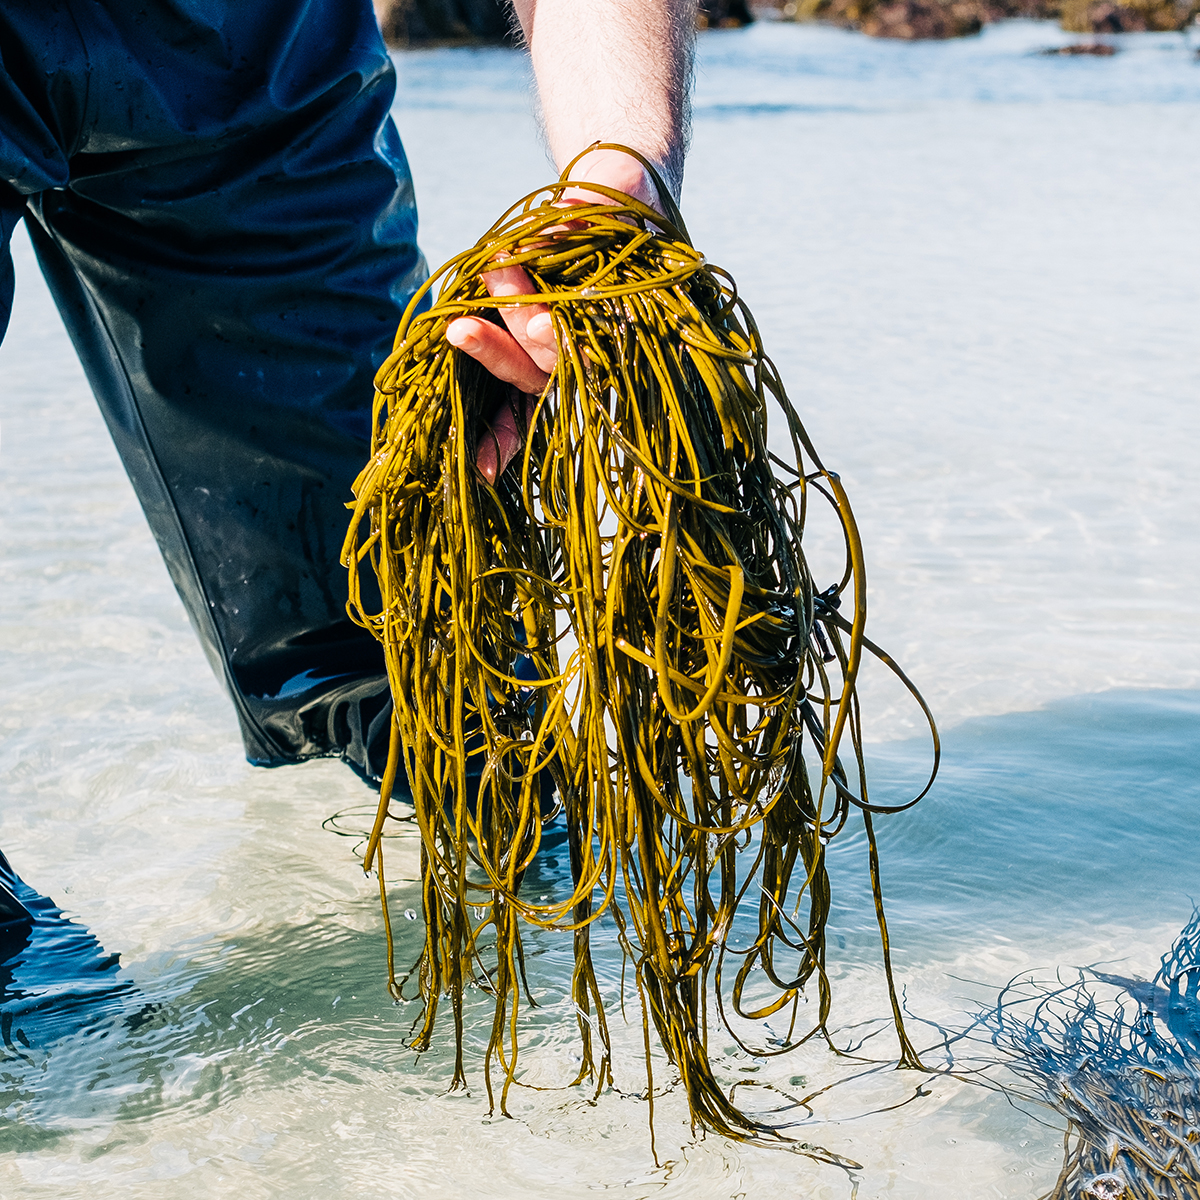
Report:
342,146,938,1144
984,912,1200,1199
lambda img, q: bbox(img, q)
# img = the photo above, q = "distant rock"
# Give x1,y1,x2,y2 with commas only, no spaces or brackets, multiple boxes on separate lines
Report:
375,0,757,44
699,0,757,27
860,0,987,37
375,0,1195,48
375,0,513,46
782,0,1006,37
1058,0,1198,30
755,0,1199,36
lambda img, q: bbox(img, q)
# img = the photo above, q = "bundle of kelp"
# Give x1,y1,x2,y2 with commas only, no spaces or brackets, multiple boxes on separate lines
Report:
984,913,1200,1199
343,147,937,1142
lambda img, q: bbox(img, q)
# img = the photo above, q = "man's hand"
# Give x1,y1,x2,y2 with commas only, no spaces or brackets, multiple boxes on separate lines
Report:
445,260,555,486
447,149,668,484
446,0,693,484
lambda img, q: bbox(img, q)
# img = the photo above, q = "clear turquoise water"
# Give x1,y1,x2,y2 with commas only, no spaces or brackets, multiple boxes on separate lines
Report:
0,19,1197,1198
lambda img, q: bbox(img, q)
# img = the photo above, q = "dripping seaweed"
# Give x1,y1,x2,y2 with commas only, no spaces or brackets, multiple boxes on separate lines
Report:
341,145,938,1145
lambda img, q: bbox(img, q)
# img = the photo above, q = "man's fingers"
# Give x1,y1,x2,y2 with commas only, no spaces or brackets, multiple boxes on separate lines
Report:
445,316,551,395
475,391,528,486
444,266,550,483
525,311,554,343
446,163,660,485
481,261,559,374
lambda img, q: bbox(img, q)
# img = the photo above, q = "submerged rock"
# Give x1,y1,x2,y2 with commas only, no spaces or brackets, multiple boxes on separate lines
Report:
1039,37,1120,49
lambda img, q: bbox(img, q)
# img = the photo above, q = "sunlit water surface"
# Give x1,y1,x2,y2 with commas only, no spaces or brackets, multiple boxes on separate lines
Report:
1,20,1198,1198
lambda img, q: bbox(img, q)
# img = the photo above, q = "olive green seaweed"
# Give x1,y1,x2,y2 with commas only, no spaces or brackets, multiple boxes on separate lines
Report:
341,145,938,1149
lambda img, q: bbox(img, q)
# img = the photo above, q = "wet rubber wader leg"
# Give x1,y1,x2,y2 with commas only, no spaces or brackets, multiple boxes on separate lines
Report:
0,188,22,344
0,851,33,935
0,848,148,1058
4,0,429,782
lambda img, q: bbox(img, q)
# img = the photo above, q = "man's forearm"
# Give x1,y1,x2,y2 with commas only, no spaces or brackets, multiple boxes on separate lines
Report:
447,0,695,474
509,0,694,200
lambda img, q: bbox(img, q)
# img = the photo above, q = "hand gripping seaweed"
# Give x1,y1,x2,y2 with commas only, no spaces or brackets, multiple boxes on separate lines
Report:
342,146,938,1145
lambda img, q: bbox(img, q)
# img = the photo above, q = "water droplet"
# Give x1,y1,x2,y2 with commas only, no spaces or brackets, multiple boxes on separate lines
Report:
404,908,417,921
1083,1176,1127,1200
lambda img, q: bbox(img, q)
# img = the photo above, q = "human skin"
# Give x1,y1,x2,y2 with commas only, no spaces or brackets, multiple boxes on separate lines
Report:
443,0,695,482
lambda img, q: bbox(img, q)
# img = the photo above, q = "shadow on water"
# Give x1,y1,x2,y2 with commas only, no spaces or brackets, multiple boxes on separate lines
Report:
828,688,1200,956
2,688,1196,1148
0,855,431,1149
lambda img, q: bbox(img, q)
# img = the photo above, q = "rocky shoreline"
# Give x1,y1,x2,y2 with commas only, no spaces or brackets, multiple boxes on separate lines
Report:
764,0,1199,38
373,0,1197,45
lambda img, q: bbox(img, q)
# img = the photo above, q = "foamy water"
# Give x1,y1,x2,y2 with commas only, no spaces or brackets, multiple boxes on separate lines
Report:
1,20,1197,1198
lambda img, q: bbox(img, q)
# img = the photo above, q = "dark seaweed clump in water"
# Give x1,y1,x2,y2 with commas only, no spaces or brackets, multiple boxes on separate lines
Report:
983,913,1200,1200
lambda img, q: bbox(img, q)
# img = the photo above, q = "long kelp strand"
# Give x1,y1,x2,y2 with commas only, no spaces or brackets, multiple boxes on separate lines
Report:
342,146,938,1143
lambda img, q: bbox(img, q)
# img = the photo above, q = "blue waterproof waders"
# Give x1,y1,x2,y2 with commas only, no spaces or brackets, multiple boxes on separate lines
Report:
0,0,426,780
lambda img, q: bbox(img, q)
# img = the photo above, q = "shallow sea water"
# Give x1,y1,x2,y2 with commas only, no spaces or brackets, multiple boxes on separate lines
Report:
1,19,1198,1198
